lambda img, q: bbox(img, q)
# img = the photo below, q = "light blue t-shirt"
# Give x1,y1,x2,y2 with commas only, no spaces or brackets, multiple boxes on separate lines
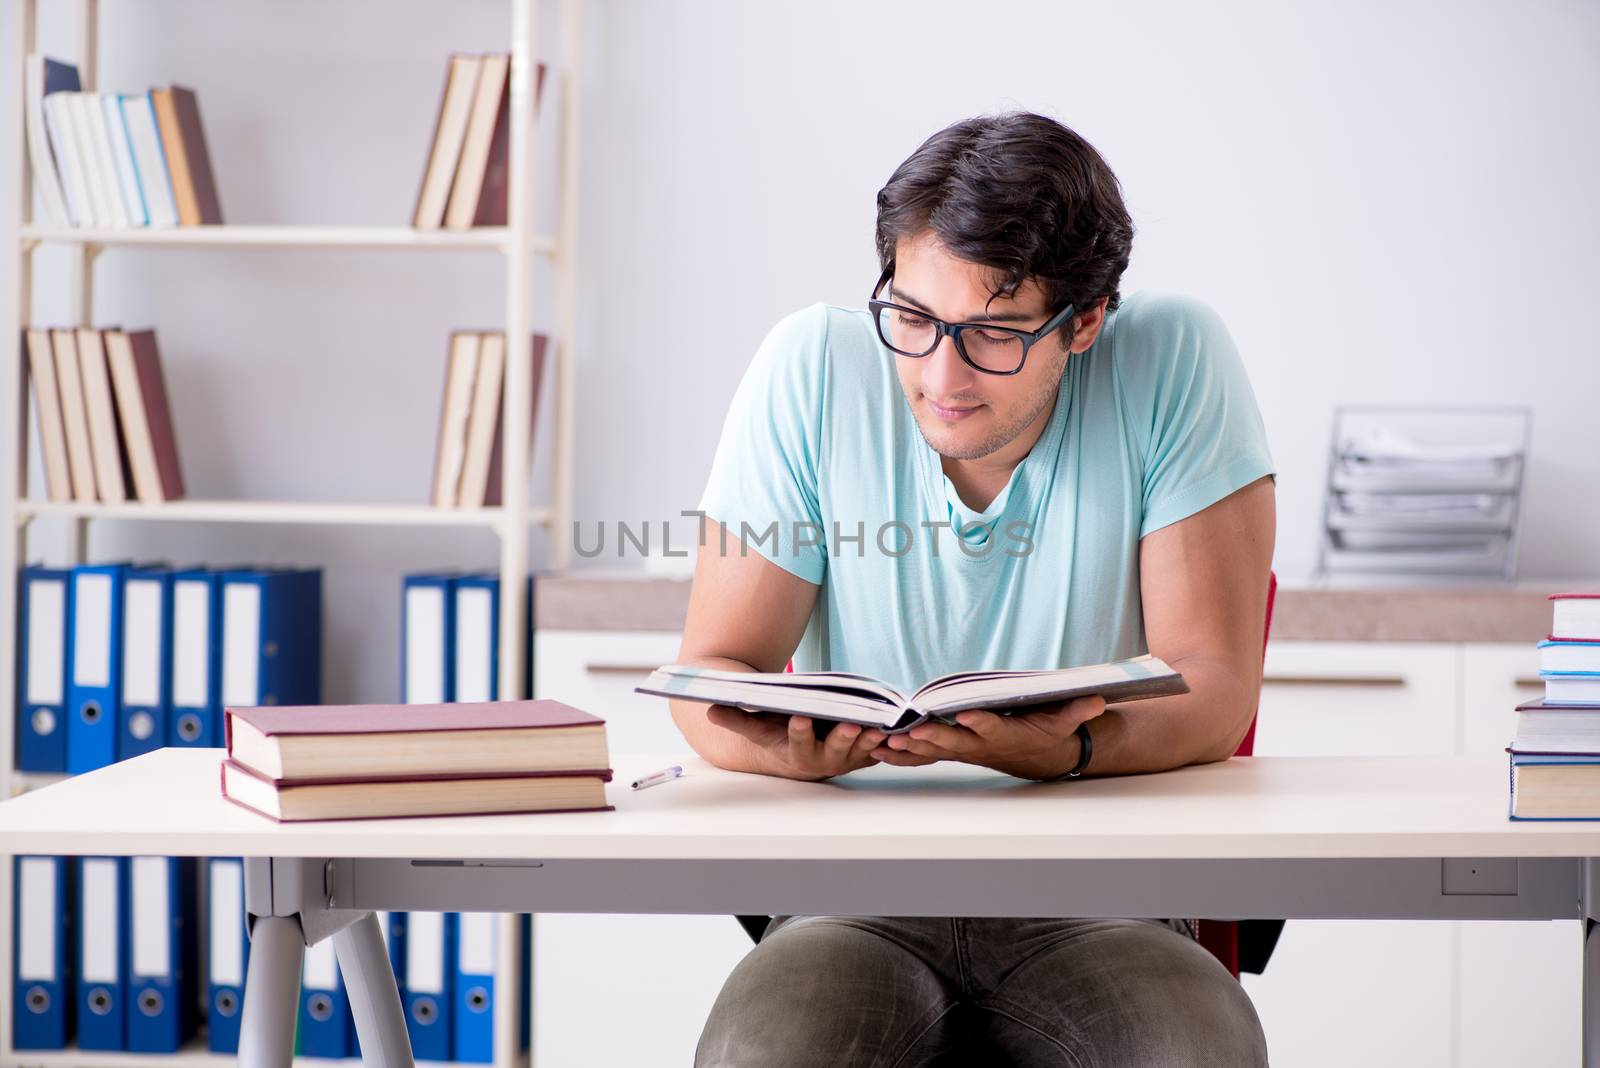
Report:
696,291,1275,696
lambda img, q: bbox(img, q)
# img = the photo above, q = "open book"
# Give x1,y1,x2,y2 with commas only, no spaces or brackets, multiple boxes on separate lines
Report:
635,655,1187,734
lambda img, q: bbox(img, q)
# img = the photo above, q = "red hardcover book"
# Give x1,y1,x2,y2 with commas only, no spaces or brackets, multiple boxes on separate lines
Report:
225,699,609,783
220,758,613,822
465,60,546,228
1550,593,1600,643
104,329,185,503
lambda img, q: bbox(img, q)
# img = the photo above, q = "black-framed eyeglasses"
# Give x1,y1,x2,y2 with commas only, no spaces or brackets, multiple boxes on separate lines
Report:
868,265,1076,376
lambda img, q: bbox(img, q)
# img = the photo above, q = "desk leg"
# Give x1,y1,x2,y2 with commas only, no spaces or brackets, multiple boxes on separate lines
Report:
335,912,415,1068
239,915,304,1068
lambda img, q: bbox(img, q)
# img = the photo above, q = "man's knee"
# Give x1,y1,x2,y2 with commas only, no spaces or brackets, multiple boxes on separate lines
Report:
985,919,1268,1067
695,918,954,1068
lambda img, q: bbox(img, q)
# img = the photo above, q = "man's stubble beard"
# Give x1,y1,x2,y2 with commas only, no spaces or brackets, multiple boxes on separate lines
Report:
911,351,1069,463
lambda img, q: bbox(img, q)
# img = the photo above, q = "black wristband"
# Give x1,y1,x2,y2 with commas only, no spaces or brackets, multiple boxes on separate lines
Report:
1063,722,1093,779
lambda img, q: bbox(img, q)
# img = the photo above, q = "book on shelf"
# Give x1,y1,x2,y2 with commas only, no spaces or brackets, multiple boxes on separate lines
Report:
413,54,483,229
23,55,78,227
23,327,186,504
152,86,224,225
23,55,222,229
431,330,549,508
638,654,1188,733
220,700,613,821
22,329,73,501
74,326,132,502
103,329,186,503
101,92,148,226
120,93,179,227
48,328,98,502
414,52,546,231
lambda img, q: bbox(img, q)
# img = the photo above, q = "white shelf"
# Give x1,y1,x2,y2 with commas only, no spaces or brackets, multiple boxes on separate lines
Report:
15,499,553,528
19,223,557,256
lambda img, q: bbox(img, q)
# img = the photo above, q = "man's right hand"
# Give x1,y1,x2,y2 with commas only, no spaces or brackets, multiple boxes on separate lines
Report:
704,704,888,781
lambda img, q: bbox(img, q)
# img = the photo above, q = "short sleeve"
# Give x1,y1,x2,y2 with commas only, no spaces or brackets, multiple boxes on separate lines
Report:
1112,294,1276,538
695,304,830,584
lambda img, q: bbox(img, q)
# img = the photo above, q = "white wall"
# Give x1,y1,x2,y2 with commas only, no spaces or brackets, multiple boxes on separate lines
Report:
5,0,1600,703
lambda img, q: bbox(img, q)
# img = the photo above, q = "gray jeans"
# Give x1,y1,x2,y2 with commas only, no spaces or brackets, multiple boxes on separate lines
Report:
695,916,1268,1067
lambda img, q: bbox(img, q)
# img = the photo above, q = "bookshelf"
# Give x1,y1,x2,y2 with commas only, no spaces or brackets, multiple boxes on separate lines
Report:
0,0,582,1066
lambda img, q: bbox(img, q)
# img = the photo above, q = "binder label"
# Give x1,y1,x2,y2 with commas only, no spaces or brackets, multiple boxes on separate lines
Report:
73,573,113,687
172,580,210,708
222,583,261,707
81,859,119,983
123,580,163,706
304,937,337,989
131,857,170,977
407,912,446,993
406,586,448,704
25,579,65,704
458,912,496,974
18,858,56,980
209,860,244,986
455,587,494,703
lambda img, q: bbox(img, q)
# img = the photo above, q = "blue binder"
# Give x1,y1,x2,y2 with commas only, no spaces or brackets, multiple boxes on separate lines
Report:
403,911,455,1061
219,568,323,708
126,856,197,1052
13,855,73,1050
432,571,535,704
297,936,350,1058
76,855,128,1051
17,566,71,772
205,858,250,1053
169,569,222,748
403,573,456,704
66,564,129,773
453,912,510,1062
452,574,500,703
117,568,174,762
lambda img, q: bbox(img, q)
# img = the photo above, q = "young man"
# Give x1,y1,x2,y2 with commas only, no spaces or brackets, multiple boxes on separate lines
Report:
673,112,1276,1066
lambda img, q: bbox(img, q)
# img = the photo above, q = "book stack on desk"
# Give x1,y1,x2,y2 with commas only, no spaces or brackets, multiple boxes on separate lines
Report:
220,700,612,821
1509,593,1600,819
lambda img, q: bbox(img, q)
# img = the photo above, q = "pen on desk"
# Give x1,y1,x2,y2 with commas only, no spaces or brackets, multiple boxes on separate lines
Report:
632,765,684,791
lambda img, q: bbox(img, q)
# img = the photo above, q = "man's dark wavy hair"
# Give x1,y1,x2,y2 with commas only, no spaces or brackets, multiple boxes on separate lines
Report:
874,112,1135,324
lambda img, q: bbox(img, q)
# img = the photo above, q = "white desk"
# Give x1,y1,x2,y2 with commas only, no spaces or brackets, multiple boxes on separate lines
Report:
2,749,1598,1067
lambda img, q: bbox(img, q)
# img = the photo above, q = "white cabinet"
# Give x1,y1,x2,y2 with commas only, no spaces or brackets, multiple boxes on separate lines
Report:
1253,641,1460,757
1245,641,1461,1068
531,629,752,1067
1456,644,1579,1068
533,629,688,754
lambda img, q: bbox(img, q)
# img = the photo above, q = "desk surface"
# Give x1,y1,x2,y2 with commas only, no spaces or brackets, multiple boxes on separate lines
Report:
0,749,1596,861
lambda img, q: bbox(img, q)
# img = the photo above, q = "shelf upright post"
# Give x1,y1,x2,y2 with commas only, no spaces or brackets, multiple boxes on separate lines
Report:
498,0,538,709
0,0,39,1056
550,0,581,574
65,0,99,565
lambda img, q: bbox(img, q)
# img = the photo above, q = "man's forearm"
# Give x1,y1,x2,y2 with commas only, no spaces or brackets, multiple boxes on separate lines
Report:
1079,654,1260,776
668,655,783,775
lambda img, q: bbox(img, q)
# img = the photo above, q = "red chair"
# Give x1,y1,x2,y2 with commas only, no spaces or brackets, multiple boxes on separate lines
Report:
746,571,1283,978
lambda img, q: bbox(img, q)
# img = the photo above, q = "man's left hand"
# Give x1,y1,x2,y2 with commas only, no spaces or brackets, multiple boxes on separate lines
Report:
873,695,1108,781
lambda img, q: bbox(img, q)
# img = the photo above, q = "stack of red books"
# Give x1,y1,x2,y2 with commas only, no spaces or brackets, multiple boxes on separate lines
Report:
220,700,612,822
